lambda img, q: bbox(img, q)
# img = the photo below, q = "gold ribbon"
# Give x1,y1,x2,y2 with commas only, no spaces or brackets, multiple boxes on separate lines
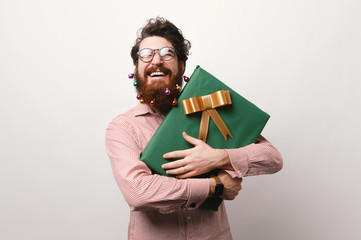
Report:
182,90,234,142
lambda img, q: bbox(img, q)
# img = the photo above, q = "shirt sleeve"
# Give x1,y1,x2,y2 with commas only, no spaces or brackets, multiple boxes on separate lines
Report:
224,135,283,178
105,117,209,214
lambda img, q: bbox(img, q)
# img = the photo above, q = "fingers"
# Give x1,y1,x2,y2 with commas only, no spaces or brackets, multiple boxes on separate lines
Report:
163,149,191,159
163,164,198,179
182,132,203,146
217,170,243,200
217,170,228,180
164,165,189,175
174,171,198,179
162,159,191,175
163,132,204,170
221,191,238,200
162,159,187,170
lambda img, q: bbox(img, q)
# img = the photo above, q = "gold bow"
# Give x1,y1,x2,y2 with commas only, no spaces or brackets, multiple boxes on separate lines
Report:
182,90,234,142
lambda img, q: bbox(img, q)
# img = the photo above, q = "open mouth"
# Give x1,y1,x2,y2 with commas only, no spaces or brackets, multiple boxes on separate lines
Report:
149,71,167,77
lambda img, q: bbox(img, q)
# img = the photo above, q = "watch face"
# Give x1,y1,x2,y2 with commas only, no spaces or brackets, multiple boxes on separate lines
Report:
215,184,224,197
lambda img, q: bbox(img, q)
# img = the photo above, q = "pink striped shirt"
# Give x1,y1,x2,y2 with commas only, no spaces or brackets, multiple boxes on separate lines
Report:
105,103,282,240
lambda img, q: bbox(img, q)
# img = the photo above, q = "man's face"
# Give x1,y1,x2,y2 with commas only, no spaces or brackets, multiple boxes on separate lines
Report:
137,36,184,86
135,36,185,115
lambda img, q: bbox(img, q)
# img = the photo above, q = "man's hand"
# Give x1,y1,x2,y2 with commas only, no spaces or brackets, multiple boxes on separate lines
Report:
209,171,242,200
162,132,233,178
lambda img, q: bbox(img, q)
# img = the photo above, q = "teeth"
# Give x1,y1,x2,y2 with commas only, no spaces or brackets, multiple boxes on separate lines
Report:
150,72,165,77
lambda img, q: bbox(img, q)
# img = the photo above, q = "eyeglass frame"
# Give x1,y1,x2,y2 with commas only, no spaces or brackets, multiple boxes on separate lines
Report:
137,47,177,63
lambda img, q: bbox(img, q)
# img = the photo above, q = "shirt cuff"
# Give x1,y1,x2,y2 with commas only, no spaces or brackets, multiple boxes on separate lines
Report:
224,147,249,178
185,178,209,209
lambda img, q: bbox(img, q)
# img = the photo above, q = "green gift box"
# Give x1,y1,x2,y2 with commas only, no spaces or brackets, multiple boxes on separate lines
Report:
140,66,270,210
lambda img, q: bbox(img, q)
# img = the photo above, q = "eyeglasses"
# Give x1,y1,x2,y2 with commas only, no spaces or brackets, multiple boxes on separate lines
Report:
137,47,176,63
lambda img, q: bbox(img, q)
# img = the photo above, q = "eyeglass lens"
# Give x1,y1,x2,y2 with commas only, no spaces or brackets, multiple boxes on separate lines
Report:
138,47,175,62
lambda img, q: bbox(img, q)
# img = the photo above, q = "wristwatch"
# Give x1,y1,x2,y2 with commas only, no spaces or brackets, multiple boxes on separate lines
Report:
213,176,224,197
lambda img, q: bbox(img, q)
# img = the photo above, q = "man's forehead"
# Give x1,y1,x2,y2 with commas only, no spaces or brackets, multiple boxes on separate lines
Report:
139,36,174,49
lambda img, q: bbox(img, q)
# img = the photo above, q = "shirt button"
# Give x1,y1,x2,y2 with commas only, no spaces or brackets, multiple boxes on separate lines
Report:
190,203,196,208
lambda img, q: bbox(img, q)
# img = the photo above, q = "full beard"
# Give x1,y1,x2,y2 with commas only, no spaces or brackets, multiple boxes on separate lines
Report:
135,64,183,116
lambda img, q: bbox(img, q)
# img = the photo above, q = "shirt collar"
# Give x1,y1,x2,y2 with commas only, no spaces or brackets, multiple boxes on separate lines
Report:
133,103,163,117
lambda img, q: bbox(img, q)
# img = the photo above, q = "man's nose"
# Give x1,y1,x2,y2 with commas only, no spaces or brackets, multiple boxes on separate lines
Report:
151,51,163,65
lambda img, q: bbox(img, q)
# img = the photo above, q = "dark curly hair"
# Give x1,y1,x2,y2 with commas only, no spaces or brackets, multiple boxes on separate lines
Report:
131,17,191,66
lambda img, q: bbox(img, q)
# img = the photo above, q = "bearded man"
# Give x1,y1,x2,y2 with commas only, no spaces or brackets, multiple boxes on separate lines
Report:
106,17,282,240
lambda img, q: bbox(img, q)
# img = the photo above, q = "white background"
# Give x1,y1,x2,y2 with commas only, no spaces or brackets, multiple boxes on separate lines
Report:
1,0,360,239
